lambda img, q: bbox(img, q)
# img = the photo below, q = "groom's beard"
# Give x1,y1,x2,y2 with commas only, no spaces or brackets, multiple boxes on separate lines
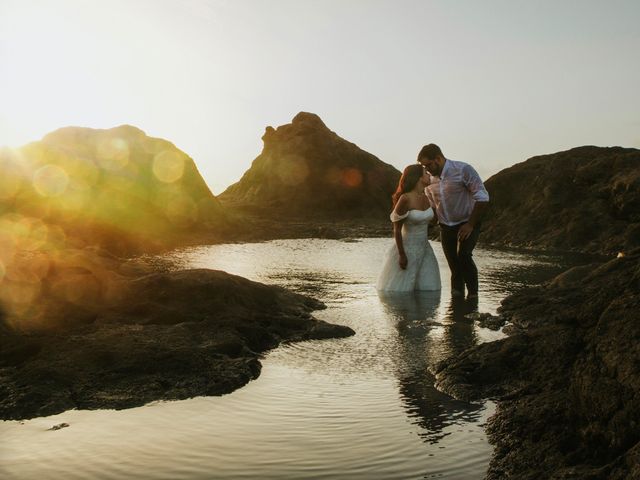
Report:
426,166,441,177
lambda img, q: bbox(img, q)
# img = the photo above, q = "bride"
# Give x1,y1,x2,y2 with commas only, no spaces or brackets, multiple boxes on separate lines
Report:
376,164,441,292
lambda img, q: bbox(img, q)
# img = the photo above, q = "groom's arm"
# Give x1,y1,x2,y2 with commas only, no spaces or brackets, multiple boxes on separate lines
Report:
459,202,488,241
459,164,490,240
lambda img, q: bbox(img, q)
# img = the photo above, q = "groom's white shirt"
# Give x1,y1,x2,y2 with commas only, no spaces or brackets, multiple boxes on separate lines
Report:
425,158,489,226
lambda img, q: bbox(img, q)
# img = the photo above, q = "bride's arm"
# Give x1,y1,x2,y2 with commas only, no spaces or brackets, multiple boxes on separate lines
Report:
394,222,408,270
393,196,409,270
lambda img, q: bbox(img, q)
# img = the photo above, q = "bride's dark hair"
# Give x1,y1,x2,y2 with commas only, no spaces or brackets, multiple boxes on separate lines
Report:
392,164,424,207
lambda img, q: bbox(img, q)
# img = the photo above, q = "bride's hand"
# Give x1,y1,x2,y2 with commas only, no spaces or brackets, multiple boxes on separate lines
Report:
399,252,408,270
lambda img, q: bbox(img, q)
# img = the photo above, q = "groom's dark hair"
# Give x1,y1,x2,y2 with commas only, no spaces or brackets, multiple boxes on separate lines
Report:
417,143,443,161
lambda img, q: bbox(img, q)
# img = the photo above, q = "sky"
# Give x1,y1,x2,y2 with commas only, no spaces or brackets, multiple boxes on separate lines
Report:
1,0,639,194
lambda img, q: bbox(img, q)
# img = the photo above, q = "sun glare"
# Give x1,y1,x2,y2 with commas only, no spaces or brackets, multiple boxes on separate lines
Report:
32,164,70,197
153,150,186,183
0,123,221,331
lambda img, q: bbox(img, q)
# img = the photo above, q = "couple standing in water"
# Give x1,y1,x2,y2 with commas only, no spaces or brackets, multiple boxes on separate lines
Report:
376,143,490,299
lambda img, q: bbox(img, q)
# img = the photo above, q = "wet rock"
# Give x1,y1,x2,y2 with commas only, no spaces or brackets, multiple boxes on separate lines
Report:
0,268,354,420
434,249,640,479
47,423,69,431
465,312,505,330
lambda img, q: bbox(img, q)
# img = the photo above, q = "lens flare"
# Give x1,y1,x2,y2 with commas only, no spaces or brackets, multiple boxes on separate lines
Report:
166,193,198,226
153,150,185,183
17,217,49,251
46,224,67,248
2,280,41,310
0,220,18,266
0,154,25,200
97,137,130,171
33,164,69,197
342,168,363,187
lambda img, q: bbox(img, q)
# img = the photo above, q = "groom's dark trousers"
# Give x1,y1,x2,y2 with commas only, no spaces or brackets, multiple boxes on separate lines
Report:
440,222,481,295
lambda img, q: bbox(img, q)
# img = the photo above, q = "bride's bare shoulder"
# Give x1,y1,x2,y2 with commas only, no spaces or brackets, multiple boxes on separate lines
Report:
395,194,410,214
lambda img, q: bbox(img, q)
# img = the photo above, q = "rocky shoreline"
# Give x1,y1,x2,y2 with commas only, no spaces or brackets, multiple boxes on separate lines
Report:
0,267,354,420
215,211,393,242
433,249,640,479
2,119,638,477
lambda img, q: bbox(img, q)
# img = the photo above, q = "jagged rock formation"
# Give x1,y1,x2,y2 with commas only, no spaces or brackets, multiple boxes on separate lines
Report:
432,249,640,479
219,112,400,219
481,146,640,256
0,125,228,254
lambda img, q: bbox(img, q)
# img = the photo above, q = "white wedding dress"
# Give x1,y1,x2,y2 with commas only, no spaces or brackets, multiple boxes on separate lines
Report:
376,208,441,292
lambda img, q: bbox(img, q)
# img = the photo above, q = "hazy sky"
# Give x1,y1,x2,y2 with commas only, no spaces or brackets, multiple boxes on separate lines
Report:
1,0,639,194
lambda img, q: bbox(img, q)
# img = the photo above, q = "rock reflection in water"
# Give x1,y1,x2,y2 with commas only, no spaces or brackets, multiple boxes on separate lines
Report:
379,291,483,444
266,270,365,300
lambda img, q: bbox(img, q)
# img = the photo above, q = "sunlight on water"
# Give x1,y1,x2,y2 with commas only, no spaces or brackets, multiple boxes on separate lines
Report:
0,238,578,479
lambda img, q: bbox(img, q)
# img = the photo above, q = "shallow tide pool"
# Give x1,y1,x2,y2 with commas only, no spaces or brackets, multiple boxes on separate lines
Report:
0,238,581,479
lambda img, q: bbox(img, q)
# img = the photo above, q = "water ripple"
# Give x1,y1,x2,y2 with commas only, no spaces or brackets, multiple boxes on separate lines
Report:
1,238,580,479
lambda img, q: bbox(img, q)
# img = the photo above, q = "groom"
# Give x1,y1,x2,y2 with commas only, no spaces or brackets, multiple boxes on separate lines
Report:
418,144,489,299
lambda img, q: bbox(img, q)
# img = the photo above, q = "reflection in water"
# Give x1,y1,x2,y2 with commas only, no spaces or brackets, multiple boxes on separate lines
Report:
265,270,365,301
441,296,481,359
1,239,587,480
379,292,483,444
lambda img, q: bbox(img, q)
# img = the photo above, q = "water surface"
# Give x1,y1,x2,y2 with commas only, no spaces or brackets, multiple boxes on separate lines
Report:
0,238,582,479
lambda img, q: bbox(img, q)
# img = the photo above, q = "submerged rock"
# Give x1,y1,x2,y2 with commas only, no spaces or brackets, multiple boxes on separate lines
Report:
47,423,70,431
465,312,505,331
0,268,354,420
433,249,640,479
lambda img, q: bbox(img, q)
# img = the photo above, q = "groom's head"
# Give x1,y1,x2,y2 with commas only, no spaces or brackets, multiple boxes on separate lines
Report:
417,144,446,176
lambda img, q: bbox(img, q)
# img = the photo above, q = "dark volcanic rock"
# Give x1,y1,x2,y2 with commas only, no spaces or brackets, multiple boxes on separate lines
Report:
0,268,354,420
219,112,400,220
482,146,640,256
433,249,640,479
0,125,230,254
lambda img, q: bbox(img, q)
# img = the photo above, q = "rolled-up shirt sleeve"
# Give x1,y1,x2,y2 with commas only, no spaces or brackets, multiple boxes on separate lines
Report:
462,164,490,202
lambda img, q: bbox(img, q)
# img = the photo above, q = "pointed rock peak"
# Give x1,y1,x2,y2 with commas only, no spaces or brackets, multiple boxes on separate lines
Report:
220,113,401,220
291,112,328,130
262,126,276,143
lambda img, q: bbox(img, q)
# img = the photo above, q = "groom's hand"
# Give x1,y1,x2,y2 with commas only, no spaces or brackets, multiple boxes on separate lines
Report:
458,223,474,241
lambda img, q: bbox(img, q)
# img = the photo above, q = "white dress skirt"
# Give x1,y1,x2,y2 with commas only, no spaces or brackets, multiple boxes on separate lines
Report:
376,208,441,292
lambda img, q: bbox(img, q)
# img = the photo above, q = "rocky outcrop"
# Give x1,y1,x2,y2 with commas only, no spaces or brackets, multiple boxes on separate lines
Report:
0,265,354,420
432,249,640,479
482,146,640,256
219,112,400,220
0,125,356,421
0,125,229,254
0,125,238,348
